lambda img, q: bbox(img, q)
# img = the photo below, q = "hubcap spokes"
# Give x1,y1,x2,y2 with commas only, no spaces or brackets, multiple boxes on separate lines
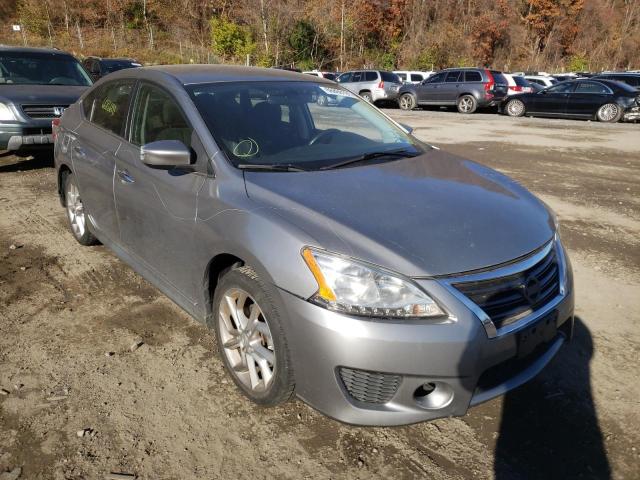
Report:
66,182,85,237
218,288,275,392
600,104,618,121
461,98,472,112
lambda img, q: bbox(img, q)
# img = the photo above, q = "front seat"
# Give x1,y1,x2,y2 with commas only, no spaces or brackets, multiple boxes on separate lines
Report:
156,102,192,147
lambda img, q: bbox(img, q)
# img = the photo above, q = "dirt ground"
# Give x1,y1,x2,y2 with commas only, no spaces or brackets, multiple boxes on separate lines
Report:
1,110,639,480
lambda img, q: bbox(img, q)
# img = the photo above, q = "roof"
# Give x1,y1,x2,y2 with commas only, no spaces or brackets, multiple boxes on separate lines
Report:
142,64,335,85
0,45,73,56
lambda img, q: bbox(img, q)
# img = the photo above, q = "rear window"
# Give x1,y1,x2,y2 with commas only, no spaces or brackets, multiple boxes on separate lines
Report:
85,80,135,137
445,71,461,82
490,71,508,85
464,71,482,82
323,73,336,81
576,82,611,94
396,73,407,81
380,71,400,83
513,76,529,86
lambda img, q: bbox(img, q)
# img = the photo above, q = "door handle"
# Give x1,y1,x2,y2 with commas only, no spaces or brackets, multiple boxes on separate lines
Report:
72,146,86,159
117,169,135,184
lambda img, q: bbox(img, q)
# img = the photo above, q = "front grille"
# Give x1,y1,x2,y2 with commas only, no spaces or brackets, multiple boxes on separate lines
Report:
339,367,401,404
453,247,560,329
21,104,68,119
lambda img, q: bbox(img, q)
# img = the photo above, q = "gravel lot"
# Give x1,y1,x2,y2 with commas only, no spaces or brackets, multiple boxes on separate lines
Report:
1,110,639,479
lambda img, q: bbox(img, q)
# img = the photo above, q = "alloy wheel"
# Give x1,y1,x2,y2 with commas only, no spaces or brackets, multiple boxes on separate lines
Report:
66,180,86,238
458,96,474,113
507,99,525,117
597,103,619,122
399,94,414,110
218,288,276,392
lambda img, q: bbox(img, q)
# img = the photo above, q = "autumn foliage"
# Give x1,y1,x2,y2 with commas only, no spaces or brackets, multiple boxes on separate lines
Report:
1,0,638,71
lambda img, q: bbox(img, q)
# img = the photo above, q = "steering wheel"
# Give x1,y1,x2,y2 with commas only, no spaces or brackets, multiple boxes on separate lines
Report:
308,128,341,146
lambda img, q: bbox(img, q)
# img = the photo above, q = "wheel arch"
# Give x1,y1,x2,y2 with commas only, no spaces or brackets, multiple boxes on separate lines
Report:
57,163,73,207
203,253,246,325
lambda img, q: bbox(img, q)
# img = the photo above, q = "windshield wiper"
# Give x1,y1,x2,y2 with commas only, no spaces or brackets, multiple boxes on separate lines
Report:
237,163,308,172
319,148,419,170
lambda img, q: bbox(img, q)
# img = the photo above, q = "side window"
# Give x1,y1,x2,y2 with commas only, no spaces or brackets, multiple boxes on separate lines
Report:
547,82,576,94
445,71,461,82
88,80,135,136
575,82,610,94
131,83,192,148
337,72,352,83
427,72,446,83
364,71,377,81
396,73,407,81
410,73,423,82
351,71,363,82
464,71,482,82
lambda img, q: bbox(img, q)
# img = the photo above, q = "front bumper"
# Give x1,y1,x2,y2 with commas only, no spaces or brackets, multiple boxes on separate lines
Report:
279,242,574,426
1,124,53,151
623,105,640,121
372,88,400,102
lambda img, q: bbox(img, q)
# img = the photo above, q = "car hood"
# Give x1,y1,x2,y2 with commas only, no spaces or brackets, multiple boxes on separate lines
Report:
0,84,88,105
243,149,554,277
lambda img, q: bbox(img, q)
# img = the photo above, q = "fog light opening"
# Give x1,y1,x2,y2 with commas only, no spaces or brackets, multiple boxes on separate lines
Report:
413,381,454,410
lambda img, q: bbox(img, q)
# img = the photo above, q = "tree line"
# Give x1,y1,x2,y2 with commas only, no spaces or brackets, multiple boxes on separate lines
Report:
2,0,639,72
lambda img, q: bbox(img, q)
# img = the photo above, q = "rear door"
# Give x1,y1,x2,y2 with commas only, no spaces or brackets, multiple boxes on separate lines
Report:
71,79,135,242
529,81,575,115
439,70,462,103
565,81,612,117
416,71,446,104
114,82,206,303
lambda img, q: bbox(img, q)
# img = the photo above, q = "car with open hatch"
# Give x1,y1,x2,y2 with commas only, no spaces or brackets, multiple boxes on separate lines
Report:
54,65,574,426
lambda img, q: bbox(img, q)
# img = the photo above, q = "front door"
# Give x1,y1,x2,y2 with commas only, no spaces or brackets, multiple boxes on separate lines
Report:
114,82,206,304
439,70,462,103
416,71,446,104
529,82,575,115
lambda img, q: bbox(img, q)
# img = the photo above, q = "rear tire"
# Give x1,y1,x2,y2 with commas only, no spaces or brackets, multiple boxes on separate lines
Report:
457,95,477,114
212,265,295,406
505,98,526,117
399,93,416,111
360,91,373,103
63,172,98,246
596,103,622,123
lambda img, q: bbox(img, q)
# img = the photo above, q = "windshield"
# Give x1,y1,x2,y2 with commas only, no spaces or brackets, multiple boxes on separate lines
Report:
0,52,91,86
188,81,426,170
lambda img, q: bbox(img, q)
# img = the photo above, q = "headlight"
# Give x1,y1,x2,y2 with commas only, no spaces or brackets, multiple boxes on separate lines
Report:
301,247,446,318
0,103,16,121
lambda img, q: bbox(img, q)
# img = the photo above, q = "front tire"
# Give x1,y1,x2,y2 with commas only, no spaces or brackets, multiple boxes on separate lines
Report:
596,103,622,123
399,93,416,111
505,98,526,117
212,265,295,406
457,94,477,114
63,172,98,246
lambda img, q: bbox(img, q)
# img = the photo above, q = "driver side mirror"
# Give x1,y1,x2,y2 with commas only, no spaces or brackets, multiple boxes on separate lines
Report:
141,140,192,167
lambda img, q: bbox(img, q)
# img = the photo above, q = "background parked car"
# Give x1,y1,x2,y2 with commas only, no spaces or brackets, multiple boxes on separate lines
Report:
303,70,337,81
504,74,535,95
502,78,640,122
0,45,91,158
524,75,557,88
397,68,508,113
82,57,141,82
393,70,433,84
336,70,402,104
551,73,578,82
592,73,640,91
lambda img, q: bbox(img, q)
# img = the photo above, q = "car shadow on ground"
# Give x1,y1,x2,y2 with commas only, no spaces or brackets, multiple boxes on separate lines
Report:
494,316,610,479
0,152,54,172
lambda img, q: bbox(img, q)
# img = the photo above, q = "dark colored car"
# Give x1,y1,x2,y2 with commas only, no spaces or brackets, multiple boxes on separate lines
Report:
502,79,640,122
397,68,509,113
82,57,141,82
0,46,91,157
592,73,640,91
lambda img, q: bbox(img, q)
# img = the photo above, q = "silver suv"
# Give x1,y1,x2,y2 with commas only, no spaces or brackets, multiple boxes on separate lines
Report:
336,70,402,104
